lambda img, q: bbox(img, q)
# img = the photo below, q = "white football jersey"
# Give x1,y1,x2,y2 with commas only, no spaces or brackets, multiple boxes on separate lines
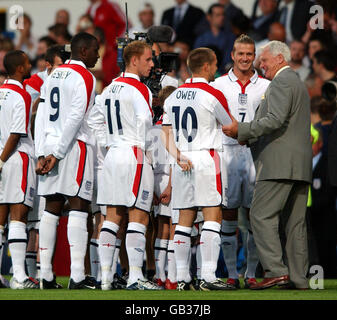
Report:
40,59,96,159
0,79,34,157
88,72,153,151
162,77,232,152
212,68,270,145
24,69,48,103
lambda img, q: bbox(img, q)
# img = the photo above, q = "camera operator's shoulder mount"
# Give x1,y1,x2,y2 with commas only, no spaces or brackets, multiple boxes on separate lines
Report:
117,3,179,99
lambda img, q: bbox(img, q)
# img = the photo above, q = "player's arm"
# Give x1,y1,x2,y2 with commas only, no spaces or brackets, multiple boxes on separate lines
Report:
0,98,29,172
45,79,93,173
88,93,107,148
34,96,47,175
161,125,192,172
159,167,172,205
237,78,292,142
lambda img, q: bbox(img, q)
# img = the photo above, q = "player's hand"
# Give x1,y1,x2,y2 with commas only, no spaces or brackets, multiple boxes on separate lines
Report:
42,154,59,174
36,157,46,175
222,117,238,139
153,192,160,206
177,155,193,172
160,185,172,205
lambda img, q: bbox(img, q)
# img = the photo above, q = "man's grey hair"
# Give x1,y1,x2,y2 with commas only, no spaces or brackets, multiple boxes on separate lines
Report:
261,41,291,63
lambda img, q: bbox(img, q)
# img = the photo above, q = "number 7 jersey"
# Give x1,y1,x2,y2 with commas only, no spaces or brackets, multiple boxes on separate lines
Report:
162,77,232,152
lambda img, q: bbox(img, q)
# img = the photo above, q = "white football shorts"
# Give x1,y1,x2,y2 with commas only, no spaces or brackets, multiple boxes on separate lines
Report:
172,149,225,209
0,151,36,208
38,140,94,201
222,144,256,209
97,145,154,213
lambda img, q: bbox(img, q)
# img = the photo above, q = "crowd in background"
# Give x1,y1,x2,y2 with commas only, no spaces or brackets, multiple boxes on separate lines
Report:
0,0,337,279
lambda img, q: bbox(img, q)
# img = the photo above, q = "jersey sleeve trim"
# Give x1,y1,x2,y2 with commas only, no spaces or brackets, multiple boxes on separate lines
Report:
23,74,44,93
59,64,94,112
1,84,31,133
179,82,231,116
114,77,153,117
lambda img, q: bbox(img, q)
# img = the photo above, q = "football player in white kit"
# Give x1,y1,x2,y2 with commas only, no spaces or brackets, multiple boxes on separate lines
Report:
89,40,161,290
25,45,64,281
36,32,99,289
212,34,270,289
0,50,39,289
162,47,233,291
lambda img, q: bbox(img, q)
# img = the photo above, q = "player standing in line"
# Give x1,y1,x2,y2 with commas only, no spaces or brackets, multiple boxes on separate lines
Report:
36,32,99,290
90,40,161,290
25,45,64,281
148,85,178,289
162,47,233,291
0,50,39,289
212,34,270,289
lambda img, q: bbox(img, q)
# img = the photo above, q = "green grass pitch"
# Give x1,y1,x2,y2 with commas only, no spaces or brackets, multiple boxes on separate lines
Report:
0,277,336,300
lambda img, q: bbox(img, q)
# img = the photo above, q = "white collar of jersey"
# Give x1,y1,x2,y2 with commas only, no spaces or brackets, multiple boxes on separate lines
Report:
185,77,208,84
3,78,24,89
228,68,259,84
120,72,140,81
64,59,87,68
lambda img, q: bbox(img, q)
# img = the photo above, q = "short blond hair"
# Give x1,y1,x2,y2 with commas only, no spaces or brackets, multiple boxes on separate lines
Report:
123,40,152,67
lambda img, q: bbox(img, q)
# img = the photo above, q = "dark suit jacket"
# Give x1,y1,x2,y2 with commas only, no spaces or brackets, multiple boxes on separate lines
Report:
161,4,205,47
328,114,337,186
278,0,313,41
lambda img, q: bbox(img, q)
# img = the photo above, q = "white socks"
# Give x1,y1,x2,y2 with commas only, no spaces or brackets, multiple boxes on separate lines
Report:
111,238,121,277
25,251,37,279
8,221,28,283
245,229,259,279
126,222,146,285
98,220,119,284
90,238,100,280
200,221,221,282
221,220,239,279
67,210,88,283
39,211,59,281
173,225,192,283
167,239,176,283
154,238,169,282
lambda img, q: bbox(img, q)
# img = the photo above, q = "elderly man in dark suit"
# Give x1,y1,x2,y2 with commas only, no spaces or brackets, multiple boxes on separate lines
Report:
223,41,312,290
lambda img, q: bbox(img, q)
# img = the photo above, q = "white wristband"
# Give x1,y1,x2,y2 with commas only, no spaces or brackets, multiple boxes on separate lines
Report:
0,159,4,170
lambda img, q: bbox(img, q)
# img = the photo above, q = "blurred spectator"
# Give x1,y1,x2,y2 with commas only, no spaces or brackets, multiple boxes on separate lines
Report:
36,36,57,57
315,97,336,156
251,0,279,41
278,0,313,44
255,22,286,67
87,0,127,87
289,39,310,81
76,14,96,35
312,50,337,84
161,0,205,47
193,3,236,74
34,55,47,73
173,38,191,84
14,13,37,60
130,3,155,35
0,37,14,72
219,0,248,32
48,23,71,45
55,9,70,26
310,96,323,125
308,125,337,279
0,71,7,85
231,12,252,37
